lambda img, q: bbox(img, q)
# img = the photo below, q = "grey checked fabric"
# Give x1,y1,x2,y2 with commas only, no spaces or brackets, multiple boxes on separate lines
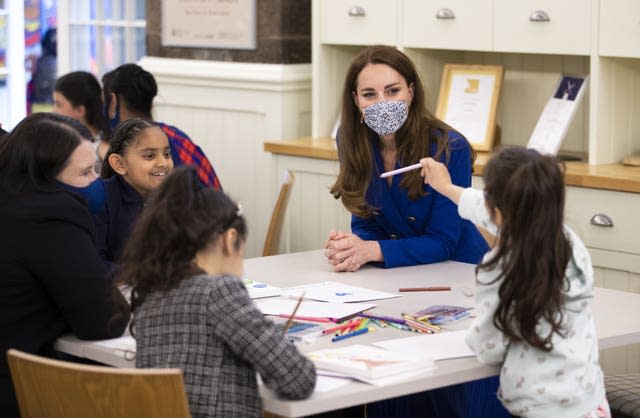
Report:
605,374,640,418
135,274,316,418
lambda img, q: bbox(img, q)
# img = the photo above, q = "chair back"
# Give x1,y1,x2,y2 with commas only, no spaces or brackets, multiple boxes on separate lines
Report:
477,226,497,248
263,170,295,256
7,349,191,418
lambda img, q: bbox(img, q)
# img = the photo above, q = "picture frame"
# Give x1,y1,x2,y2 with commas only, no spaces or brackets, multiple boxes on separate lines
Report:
435,64,504,152
162,0,257,50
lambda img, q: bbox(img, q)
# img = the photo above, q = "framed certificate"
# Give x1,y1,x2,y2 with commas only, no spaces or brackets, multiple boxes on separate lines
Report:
436,64,504,152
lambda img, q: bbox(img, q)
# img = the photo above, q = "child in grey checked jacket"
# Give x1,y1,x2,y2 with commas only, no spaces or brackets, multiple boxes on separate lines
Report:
119,166,316,418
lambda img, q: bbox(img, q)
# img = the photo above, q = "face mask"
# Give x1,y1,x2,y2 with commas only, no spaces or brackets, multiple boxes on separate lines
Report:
103,94,121,132
362,100,409,136
57,178,106,214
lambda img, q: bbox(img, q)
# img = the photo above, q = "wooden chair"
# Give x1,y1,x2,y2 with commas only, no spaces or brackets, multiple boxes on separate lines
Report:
7,349,191,418
477,226,498,248
263,170,295,257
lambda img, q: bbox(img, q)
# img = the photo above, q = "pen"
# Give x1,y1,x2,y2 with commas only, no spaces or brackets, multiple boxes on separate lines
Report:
359,312,406,325
398,286,451,292
379,162,423,178
331,327,369,342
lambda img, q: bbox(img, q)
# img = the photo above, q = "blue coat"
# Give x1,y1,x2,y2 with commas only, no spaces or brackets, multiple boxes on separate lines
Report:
93,176,145,270
352,130,488,267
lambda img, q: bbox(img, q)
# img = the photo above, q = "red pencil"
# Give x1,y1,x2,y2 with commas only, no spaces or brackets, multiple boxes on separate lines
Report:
277,314,333,323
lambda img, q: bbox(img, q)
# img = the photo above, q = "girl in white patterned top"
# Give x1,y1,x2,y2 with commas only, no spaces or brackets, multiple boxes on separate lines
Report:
420,147,609,418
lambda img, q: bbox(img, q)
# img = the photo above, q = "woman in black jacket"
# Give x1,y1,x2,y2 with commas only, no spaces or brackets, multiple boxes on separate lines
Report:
0,113,130,418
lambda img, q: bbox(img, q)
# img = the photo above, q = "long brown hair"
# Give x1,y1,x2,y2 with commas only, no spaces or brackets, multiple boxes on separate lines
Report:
118,166,247,319
479,147,571,351
330,45,457,218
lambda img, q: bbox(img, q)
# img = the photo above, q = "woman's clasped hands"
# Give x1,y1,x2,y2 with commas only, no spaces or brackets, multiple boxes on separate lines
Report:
324,230,382,272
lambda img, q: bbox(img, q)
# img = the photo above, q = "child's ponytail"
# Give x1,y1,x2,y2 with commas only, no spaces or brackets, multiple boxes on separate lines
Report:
479,147,571,351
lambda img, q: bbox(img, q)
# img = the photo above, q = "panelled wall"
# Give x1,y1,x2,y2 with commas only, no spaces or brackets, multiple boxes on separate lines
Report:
138,57,312,258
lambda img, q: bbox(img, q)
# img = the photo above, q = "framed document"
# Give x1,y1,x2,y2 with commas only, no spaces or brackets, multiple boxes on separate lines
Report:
436,64,504,151
162,0,256,49
527,74,588,156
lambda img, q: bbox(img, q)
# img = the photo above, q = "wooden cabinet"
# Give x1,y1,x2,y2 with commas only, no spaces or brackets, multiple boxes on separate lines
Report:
401,0,492,51
493,0,592,55
565,187,640,258
318,0,398,46
599,0,640,58
312,0,640,165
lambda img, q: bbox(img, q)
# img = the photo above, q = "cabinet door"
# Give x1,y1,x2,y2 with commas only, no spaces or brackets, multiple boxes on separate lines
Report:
319,0,398,46
402,0,492,51
565,187,640,258
493,0,591,55
600,0,640,58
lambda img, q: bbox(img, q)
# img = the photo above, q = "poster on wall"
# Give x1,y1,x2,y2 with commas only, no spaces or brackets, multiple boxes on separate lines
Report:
162,0,256,49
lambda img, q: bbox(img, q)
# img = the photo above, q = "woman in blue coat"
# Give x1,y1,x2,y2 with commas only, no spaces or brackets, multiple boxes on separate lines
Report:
326,45,507,418
326,45,488,271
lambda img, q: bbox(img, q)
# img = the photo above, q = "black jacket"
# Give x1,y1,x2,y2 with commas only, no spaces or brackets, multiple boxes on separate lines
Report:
0,188,130,417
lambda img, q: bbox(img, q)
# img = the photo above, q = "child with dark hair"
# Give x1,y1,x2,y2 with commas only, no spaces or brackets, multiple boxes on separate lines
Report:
53,71,110,169
102,63,222,190
93,118,173,269
119,165,316,418
421,146,609,418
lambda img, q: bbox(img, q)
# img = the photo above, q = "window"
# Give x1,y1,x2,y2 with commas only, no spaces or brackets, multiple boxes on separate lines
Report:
0,0,26,130
58,0,145,76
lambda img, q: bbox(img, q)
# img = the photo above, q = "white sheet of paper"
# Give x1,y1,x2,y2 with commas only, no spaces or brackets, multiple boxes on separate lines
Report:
244,279,282,299
316,367,436,387
372,330,475,361
255,298,375,321
314,375,353,392
281,281,400,303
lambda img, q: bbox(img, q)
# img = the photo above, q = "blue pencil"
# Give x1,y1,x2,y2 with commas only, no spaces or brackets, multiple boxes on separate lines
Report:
331,327,369,342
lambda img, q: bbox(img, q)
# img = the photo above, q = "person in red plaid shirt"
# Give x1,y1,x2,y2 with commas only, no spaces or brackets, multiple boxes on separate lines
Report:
102,63,222,190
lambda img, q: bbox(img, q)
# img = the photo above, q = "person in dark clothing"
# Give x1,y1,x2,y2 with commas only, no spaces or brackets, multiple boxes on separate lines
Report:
0,113,130,418
31,28,57,104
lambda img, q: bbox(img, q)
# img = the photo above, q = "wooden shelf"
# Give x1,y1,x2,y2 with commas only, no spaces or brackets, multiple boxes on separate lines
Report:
264,137,640,194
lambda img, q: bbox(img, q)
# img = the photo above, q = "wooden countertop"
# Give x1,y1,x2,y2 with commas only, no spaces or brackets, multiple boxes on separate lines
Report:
264,137,640,194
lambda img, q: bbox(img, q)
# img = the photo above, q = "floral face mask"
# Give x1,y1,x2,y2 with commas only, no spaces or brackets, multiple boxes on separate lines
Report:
362,100,408,136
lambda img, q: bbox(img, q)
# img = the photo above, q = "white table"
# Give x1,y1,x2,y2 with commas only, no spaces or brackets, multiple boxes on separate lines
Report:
55,250,640,417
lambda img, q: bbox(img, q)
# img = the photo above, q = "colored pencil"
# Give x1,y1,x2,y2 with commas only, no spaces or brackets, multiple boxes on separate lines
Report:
281,292,306,334
398,286,451,292
359,312,406,325
380,162,423,178
278,314,333,323
331,327,369,342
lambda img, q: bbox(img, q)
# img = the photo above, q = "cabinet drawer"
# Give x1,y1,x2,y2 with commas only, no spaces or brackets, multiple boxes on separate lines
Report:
402,0,492,51
493,0,591,55
599,0,640,58
565,187,640,256
320,0,398,46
